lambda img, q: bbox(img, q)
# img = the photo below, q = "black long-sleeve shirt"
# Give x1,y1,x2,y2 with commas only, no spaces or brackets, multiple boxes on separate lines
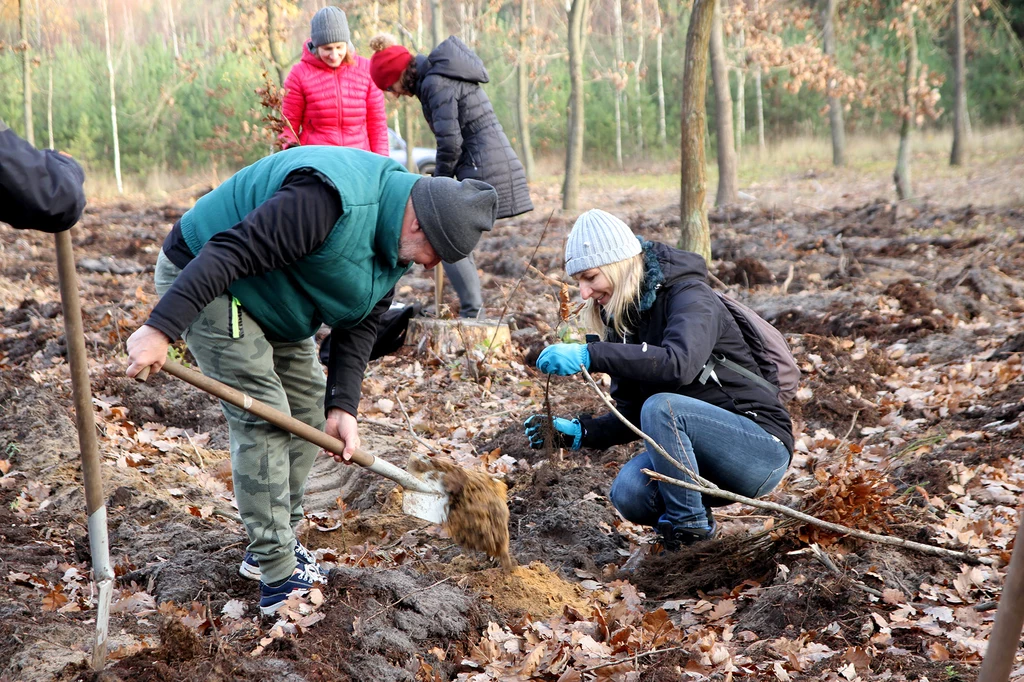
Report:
150,170,392,416
0,119,86,232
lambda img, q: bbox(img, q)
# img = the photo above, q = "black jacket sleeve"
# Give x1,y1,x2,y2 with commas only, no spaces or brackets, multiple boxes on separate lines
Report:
325,288,395,416
0,121,86,233
577,282,725,449
586,282,722,386
420,76,462,177
578,379,643,449
146,172,341,341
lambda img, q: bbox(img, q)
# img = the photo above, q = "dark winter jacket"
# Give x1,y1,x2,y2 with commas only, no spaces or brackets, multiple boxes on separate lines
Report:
413,37,533,219
0,119,86,232
579,241,794,454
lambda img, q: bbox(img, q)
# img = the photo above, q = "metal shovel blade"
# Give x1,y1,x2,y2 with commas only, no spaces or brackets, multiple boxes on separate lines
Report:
401,454,449,524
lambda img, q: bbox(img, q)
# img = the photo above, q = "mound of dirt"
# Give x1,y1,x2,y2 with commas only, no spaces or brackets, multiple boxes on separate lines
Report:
456,561,588,618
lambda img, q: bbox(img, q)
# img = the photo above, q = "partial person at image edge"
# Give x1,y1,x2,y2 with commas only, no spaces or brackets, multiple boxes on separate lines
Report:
0,118,86,233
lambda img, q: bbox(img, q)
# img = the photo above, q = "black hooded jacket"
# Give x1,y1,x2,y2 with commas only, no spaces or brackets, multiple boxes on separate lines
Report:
413,37,533,219
579,241,794,454
0,119,86,232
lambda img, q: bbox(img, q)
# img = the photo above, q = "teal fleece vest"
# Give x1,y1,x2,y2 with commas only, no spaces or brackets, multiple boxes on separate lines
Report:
179,147,420,342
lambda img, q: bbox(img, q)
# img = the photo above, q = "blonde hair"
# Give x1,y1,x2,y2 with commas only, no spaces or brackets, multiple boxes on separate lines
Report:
579,253,644,340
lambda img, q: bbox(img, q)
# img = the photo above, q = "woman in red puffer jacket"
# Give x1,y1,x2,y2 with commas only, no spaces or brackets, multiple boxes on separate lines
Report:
280,7,388,155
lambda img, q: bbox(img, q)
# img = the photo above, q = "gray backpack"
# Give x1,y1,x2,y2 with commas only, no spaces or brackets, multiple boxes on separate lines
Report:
697,291,801,403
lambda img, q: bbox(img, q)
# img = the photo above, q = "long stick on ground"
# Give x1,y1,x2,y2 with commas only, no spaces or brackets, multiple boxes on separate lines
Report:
579,367,992,566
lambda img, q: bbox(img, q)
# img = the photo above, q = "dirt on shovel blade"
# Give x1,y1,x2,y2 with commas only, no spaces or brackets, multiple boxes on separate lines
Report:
410,457,514,570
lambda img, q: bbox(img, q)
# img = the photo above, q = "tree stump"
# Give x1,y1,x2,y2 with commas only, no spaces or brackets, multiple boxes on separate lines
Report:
405,318,511,356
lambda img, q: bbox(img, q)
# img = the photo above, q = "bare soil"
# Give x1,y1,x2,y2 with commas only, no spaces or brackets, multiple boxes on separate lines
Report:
3,180,1024,680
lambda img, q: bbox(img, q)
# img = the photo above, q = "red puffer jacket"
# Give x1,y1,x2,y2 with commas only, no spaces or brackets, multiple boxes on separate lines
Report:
280,45,388,154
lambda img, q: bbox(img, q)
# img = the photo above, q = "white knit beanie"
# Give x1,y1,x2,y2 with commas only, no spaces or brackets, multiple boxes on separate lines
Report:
564,209,642,276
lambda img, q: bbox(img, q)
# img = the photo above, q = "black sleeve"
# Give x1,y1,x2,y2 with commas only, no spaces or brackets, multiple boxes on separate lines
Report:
0,122,86,233
325,288,395,416
145,171,342,341
421,77,462,177
578,379,643,449
586,282,723,387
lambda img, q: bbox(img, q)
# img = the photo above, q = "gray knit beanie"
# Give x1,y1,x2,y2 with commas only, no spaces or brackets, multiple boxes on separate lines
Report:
411,177,498,263
564,209,642,276
310,7,350,47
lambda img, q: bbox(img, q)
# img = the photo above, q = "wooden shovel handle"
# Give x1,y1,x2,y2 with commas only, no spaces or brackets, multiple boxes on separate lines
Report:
135,360,375,468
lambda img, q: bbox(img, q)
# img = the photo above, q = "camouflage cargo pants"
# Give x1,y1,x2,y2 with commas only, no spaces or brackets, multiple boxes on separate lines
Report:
155,251,325,584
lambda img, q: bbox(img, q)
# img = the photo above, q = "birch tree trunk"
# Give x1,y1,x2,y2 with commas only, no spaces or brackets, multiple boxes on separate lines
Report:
101,0,123,194
735,29,745,155
400,0,418,173
416,0,423,49
168,0,180,60
893,10,917,201
431,0,444,45
47,65,53,149
950,0,966,166
613,0,625,169
678,0,717,261
754,64,764,150
654,0,667,147
267,0,286,86
562,0,591,211
710,2,737,206
19,0,34,146
634,0,645,155
822,0,846,166
517,0,535,180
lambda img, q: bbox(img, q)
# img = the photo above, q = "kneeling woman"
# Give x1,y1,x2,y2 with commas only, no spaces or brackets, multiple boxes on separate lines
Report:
525,210,793,550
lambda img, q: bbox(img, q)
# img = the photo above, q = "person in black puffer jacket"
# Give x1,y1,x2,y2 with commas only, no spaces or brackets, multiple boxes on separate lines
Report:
369,33,533,319
523,210,794,552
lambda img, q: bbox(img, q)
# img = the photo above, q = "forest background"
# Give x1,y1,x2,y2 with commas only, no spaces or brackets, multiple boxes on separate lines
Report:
0,0,1022,194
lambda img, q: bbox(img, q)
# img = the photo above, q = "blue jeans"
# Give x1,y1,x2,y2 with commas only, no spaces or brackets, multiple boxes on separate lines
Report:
609,393,791,531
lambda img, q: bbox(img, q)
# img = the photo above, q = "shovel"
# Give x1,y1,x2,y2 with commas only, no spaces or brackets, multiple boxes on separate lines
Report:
135,360,448,524
54,229,114,672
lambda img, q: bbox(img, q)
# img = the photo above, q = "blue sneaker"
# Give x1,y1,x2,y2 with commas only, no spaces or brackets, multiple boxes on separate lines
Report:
259,564,323,615
239,542,325,582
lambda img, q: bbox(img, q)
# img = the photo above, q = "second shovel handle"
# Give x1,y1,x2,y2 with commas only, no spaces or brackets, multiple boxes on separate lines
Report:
139,360,375,468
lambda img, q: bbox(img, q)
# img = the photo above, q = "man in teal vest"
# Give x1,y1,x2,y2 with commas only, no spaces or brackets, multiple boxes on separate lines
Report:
125,147,497,615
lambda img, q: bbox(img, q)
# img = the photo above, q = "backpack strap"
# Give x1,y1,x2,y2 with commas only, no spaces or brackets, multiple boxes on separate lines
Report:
699,353,779,396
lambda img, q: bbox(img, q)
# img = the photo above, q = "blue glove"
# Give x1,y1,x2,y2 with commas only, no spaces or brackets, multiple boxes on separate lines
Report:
524,415,583,450
536,343,590,376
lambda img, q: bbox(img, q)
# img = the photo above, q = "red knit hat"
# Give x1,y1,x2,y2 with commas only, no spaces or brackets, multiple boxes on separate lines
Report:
370,45,414,91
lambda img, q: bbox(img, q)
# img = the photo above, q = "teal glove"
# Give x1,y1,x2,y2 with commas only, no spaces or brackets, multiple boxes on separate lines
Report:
536,343,590,376
524,415,583,450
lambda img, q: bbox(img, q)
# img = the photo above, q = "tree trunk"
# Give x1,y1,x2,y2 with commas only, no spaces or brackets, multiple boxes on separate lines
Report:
431,0,444,46
47,65,53,149
613,0,625,169
893,10,916,201
400,0,418,172
123,3,135,85
19,0,34,146
654,0,667,147
416,0,423,49
101,0,123,194
754,65,764,150
168,0,180,60
950,0,966,165
735,25,745,155
562,0,591,211
822,0,846,166
516,0,535,181
634,0,645,155
678,0,717,262
710,2,737,207
266,0,286,86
